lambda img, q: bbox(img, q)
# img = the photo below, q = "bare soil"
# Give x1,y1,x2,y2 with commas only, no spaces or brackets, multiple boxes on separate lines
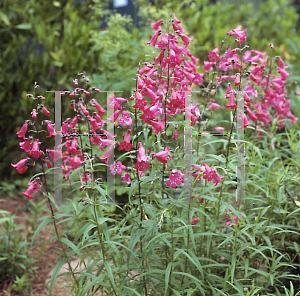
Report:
0,194,73,296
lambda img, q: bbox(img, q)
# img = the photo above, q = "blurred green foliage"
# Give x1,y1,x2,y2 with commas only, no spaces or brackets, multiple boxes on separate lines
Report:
0,0,147,180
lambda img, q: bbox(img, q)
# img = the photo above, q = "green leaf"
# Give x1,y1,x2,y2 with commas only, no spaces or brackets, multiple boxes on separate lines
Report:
60,237,86,269
0,12,10,26
48,258,66,296
164,262,172,296
32,216,53,246
15,23,32,30
38,241,52,264
103,261,119,293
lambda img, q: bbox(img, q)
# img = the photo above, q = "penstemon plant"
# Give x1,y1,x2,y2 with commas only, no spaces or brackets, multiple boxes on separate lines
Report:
12,15,300,296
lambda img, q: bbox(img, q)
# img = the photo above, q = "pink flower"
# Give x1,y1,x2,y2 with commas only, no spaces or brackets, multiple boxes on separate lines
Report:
213,127,225,134
11,158,28,174
31,109,37,119
172,127,179,140
110,161,127,175
79,104,89,117
147,30,161,46
69,116,78,129
42,106,50,116
46,159,53,169
191,217,200,229
224,210,243,227
151,19,163,30
69,155,83,169
118,111,133,127
45,121,55,138
166,169,185,188
107,109,121,125
108,95,127,110
81,172,90,183
225,92,237,109
91,99,106,116
208,47,220,62
122,172,131,184
234,74,240,86
208,101,223,110
29,140,43,158
133,142,150,171
149,120,165,135
153,146,172,164
19,140,33,152
16,123,28,139
179,33,193,45
227,25,247,44
119,129,135,152
203,61,214,72
22,179,41,200
100,145,114,165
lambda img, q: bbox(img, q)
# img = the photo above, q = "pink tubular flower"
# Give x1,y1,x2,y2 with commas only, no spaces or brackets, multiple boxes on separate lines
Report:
119,129,135,152
79,104,89,117
46,159,53,169
22,179,41,200
191,217,200,230
91,99,106,116
110,161,127,175
224,210,243,227
45,121,55,138
29,140,43,158
31,109,37,119
19,140,33,152
227,25,247,44
153,146,172,164
66,138,81,155
133,142,150,171
208,47,220,62
69,116,78,129
208,101,223,110
147,30,161,46
225,92,237,109
62,121,69,134
172,127,179,140
179,33,193,46
166,169,185,188
213,127,225,134
101,145,114,165
203,61,214,72
118,111,133,127
69,155,83,169
16,123,28,139
151,19,163,30
108,95,127,110
107,109,121,125
11,158,28,174
42,106,50,116
121,172,131,184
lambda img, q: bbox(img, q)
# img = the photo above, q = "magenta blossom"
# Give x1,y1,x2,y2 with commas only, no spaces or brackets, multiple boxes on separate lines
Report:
153,146,172,164
11,158,28,174
213,127,225,134
16,123,28,139
22,179,41,200
122,172,131,184
118,111,133,127
110,161,128,175
29,140,43,158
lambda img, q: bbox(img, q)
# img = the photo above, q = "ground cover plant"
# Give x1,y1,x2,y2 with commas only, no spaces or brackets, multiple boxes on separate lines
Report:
10,15,300,296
